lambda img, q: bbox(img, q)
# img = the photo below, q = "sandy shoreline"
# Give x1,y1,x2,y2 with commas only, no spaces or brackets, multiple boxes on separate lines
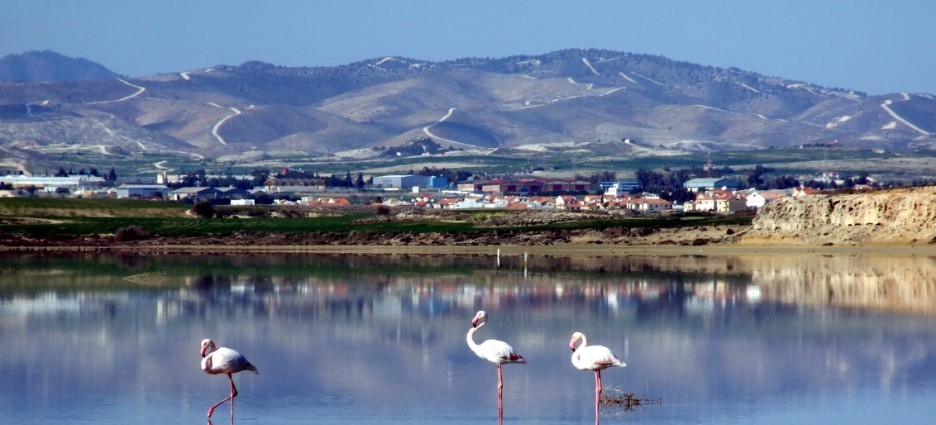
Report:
4,242,935,257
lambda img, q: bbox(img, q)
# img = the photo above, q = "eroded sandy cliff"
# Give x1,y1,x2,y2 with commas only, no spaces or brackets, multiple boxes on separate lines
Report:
744,186,936,245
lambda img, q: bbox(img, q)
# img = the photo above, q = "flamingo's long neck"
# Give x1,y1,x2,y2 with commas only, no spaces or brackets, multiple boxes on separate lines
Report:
201,341,218,373
571,334,590,370
202,341,218,357
467,323,485,355
201,353,213,372
572,335,589,353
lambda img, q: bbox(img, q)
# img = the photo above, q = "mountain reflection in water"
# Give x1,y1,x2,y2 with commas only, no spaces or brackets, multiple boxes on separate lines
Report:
1,252,935,425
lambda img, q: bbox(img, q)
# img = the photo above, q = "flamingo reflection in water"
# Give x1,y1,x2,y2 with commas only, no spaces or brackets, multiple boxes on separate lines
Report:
570,331,625,425
467,311,527,424
200,339,258,420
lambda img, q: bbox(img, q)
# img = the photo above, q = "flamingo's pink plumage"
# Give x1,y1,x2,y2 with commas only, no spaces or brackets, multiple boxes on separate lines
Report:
569,331,625,424
200,338,258,419
467,311,525,423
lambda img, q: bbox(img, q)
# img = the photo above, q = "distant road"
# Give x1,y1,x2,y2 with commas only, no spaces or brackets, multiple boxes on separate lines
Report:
581,57,599,76
208,103,243,145
84,79,146,105
618,72,637,84
881,94,930,135
422,108,481,149
631,72,669,87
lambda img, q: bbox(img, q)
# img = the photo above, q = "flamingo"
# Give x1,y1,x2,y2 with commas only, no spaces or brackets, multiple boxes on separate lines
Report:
569,331,625,423
467,311,526,422
200,339,258,419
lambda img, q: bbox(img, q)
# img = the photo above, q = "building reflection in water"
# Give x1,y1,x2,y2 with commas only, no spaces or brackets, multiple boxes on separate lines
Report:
2,252,936,424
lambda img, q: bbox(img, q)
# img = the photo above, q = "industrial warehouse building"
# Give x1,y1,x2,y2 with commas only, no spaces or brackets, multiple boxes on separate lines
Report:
0,175,106,191
683,178,739,192
115,184,170,198
372,174,449,190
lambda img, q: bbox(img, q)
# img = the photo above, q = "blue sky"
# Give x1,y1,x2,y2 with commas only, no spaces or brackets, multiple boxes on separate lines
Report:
2,0,934,95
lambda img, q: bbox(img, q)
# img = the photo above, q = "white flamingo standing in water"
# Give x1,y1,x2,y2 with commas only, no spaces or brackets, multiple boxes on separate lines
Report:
467,311,526,423
200,339,258,419
569,331,625,424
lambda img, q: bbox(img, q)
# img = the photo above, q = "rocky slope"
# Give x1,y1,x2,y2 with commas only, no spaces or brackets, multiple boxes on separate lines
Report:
744,186,936,245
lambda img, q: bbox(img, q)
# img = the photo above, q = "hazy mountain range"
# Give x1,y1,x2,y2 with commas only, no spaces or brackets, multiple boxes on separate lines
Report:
0,50,122,83
1,48,934,172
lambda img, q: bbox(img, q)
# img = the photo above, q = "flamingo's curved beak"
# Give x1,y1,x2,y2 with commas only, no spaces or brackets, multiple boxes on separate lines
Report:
471,317,480,328
200,346,208,358
569,340,577,351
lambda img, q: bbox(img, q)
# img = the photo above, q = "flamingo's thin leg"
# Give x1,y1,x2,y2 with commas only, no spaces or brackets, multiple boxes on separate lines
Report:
594,370,602,424
497,364,504,424
207,374,238,418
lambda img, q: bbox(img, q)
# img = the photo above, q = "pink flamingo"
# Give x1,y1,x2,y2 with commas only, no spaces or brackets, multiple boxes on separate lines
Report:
200,339,258,419
569,331,625,424
467,311,526,422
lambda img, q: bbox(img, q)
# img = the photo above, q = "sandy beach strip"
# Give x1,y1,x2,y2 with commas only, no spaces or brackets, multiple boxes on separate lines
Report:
5,243,935,257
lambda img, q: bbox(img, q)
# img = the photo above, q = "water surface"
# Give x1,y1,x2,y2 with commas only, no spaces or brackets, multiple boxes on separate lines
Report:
1,253,935,424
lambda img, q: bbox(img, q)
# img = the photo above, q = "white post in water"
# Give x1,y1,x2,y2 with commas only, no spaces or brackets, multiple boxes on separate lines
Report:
523,252,528,278
496,248,501,268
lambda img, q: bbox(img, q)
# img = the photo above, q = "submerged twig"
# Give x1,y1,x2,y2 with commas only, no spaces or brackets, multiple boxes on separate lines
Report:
124,272,168,284
600,388,661,410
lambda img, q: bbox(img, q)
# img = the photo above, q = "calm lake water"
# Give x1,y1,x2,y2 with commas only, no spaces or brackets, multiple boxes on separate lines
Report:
2,252,936,424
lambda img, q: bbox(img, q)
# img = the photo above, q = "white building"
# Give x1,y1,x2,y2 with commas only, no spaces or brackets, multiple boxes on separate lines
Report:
637,198,673,213
455,197,486,209
745,191,786,209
